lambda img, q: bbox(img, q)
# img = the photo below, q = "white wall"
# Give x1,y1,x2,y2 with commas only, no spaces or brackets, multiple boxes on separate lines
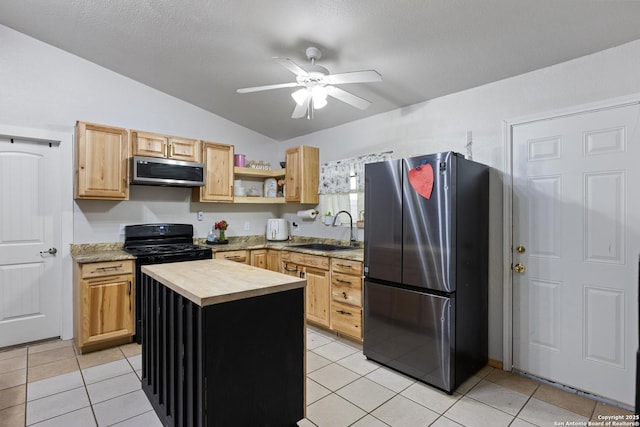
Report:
280,39,640,362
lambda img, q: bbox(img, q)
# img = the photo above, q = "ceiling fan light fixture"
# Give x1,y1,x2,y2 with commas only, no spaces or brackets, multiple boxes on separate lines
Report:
313,95,328,109
312,85,327,100
239,46,381,119
291,88,309,106
311,86,328,109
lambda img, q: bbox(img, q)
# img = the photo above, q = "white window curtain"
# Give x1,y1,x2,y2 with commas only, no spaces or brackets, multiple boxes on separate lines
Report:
318,151,392,224
352,152,392,191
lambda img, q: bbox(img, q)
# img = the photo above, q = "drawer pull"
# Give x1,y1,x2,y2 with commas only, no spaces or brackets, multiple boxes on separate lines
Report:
96,264,123,271
284,264,298,272
226,255,241,259
336,309,352,316
336,279,352,285
336,263,353,269
342,291,348,299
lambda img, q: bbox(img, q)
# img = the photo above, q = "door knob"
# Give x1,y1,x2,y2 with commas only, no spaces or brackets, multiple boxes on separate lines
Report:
513,263,525,273
516,245,526,254
40,247,57,255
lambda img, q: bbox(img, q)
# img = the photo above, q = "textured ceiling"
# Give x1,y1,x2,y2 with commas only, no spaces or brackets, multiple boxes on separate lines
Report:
2,1,640,141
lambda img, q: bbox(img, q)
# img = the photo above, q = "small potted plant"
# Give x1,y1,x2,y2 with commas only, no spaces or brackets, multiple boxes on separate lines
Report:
324,211,334,226
215,220,229,242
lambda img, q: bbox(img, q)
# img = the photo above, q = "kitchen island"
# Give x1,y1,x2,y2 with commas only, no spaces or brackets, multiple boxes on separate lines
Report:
140,259,306,427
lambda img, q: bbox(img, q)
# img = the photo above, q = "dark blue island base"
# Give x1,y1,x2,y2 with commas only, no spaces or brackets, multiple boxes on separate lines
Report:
141,273,305,426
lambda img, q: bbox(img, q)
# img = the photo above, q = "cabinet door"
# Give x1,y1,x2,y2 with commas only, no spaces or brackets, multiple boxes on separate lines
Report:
305,266,330,327
284,148,301,202
131,131,168,158
76,122,129,200
168,137,200,162
194,142,234,202
80,274,134,346
285,146,319,204
250,249,267,269
266,250,281,272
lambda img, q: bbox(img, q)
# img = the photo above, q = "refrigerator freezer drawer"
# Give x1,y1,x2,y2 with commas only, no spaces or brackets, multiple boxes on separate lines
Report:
363,280,454,392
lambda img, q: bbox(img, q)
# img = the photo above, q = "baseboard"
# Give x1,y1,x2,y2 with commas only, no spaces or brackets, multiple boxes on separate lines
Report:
488,358,503,370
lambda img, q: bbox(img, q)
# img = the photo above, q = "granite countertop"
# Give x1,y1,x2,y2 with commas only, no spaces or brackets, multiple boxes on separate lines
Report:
142,259,306,307
70,243,135,264
71,237,364,263
199,238,364,262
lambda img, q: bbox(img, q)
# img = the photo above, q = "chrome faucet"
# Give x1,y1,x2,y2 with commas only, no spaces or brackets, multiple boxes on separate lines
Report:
332,210,357,246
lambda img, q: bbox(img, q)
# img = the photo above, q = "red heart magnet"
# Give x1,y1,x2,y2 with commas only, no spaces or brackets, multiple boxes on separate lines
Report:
408,162,434,199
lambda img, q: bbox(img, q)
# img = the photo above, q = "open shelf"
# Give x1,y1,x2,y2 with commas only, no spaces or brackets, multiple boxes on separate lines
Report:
233,196,286,204
234,167,285,178
234,167,286,204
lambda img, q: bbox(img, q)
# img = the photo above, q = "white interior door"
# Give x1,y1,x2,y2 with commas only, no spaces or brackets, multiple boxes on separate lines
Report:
512,103,640,406
0,137,61,347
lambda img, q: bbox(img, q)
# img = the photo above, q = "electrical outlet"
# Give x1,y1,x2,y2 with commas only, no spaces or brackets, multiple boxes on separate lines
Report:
119,224,126,235
197,211,204,221
243,221,251,231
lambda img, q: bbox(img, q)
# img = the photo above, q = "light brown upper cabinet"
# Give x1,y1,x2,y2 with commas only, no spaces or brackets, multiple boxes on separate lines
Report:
192,141,234,202
285,146,319,204
131,130,201,163
75,121,129,200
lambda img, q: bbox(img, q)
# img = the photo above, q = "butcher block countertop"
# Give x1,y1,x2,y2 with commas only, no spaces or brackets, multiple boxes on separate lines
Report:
141,258,306,307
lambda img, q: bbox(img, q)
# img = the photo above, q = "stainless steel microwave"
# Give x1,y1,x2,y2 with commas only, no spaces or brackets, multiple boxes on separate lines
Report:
130,156,205,187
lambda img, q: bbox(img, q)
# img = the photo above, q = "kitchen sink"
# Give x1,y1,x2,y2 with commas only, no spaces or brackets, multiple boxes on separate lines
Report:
288,243,355,251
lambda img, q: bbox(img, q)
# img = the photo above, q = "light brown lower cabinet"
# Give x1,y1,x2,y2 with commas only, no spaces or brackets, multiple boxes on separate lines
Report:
250,249,267,269
215,250,249,264
74,260,135,353
251,249,281,272
281,251,331,328
266,249,281,272
246,248,364,341
330,258,364,341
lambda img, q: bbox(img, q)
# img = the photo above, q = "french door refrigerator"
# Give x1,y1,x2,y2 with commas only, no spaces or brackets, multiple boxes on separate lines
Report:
363,151,489,393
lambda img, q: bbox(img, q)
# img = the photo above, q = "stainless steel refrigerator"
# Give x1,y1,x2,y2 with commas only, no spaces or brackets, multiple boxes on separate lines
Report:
363,151,489,393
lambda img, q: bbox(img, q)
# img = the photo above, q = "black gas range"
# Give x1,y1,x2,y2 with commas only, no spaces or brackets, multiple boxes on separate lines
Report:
123,224,212,343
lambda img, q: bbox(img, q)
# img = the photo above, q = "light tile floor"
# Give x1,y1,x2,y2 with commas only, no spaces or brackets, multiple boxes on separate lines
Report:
0,326,633,426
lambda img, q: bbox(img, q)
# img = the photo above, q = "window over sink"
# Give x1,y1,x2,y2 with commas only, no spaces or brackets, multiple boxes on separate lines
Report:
318,151,392,224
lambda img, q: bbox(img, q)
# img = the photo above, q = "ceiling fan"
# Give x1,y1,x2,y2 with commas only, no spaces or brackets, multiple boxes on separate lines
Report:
237,47,382,119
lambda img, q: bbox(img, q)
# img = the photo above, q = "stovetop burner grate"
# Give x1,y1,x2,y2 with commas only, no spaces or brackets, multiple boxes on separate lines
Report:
124,243,208,256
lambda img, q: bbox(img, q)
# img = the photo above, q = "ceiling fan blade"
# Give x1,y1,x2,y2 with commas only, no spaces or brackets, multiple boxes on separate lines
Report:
326,70,382,85
291,95,310,119
274,57,309,76
326,86,371,110
237,82,300,93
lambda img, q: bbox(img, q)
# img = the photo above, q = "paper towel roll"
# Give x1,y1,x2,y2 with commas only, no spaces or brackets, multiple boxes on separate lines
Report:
297,209,318,220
